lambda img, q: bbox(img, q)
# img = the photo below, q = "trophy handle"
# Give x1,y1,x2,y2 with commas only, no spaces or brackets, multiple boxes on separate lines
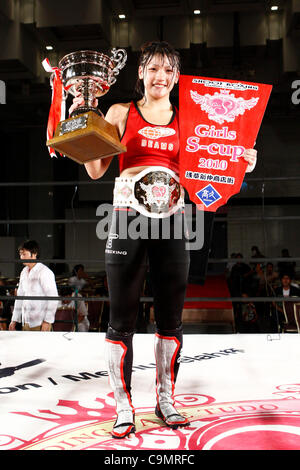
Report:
109,48,127,86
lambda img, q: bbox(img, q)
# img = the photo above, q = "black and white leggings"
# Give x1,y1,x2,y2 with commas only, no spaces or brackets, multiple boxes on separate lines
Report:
105,207,190,334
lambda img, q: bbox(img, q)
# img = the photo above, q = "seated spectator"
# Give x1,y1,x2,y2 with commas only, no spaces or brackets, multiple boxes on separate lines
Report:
273,273,300,331
2,284,18,330
250,245,265,282
240,293,259,333
68,264,93,291
59,286,90,332
265,262,279,292
255,262,266,296
258,263,280,332
255,262,279,296
229,254,254,328
275,273,300,298
228,253,252,297
251,245,265,259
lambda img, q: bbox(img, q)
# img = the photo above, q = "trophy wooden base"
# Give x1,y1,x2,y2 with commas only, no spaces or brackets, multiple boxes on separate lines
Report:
46,111,126,164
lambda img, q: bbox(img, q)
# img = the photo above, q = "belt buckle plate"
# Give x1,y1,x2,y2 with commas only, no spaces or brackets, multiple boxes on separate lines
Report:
134,171,181,215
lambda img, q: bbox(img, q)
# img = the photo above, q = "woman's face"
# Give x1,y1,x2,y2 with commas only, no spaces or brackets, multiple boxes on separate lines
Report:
138,54,179,100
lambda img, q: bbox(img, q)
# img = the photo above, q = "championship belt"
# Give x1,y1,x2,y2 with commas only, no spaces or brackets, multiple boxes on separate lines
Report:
179,75,272,212
113,167,184,218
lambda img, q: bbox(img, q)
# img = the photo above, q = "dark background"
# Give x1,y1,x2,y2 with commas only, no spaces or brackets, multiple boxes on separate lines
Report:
0,0,299,281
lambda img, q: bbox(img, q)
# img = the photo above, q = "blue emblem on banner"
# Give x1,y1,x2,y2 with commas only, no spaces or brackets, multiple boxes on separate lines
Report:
196,184,221,207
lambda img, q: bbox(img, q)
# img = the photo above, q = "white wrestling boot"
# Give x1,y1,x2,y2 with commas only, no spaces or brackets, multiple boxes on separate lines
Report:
154,330,190,429
105,327,135,439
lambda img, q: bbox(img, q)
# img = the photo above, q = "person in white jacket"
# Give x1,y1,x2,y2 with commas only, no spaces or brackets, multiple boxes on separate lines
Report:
9,240,59,331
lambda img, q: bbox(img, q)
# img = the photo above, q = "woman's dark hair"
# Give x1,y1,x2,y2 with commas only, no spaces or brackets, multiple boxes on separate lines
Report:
135,41,181,97
18,240,40,258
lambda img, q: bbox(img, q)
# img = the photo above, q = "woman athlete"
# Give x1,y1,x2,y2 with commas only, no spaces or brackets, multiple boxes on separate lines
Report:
70,41,257,439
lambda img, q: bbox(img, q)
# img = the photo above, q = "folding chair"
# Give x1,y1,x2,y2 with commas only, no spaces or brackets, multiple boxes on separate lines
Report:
282,300,298,333
293,303,300,333
53,307,76,332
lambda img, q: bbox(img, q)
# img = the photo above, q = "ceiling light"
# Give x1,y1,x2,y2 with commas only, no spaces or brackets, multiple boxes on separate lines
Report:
271,5,278,10
46,45,53,50
194,9,201,15
118,14,126,19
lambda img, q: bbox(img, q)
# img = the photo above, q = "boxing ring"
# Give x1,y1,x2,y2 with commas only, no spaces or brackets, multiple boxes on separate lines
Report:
1,176,300,453
0,331,300,451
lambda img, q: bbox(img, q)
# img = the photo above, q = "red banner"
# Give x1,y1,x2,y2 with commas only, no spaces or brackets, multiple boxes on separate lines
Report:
179,75,272,212
42,58,68,158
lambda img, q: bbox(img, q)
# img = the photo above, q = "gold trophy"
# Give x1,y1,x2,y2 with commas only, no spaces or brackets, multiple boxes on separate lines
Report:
45,49,127,164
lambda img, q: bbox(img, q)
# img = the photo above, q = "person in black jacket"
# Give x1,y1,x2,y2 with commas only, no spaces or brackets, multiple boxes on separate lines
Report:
273,274,300,332
275,273,300,297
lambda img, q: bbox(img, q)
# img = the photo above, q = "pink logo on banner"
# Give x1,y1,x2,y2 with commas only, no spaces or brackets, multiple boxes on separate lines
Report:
190,89,259,124
179,75,272,212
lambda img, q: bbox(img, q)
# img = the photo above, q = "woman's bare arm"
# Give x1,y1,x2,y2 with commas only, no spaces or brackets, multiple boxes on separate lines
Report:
84,103,130,180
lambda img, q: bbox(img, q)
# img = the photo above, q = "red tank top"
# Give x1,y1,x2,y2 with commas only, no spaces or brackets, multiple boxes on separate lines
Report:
119,101,180,174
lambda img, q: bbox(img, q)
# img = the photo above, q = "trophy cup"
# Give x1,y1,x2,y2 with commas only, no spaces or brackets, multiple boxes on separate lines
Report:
45,49,127,164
